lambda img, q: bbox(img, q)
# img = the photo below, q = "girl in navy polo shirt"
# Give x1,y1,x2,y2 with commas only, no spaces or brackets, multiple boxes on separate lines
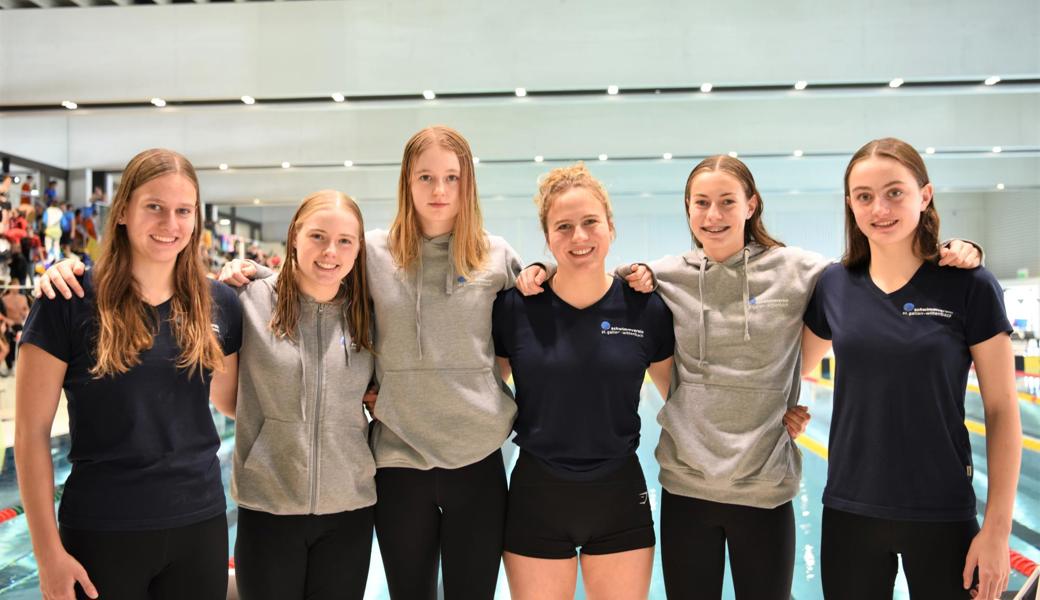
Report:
803,137,1021,599
492,163,674,599
16,149,242,600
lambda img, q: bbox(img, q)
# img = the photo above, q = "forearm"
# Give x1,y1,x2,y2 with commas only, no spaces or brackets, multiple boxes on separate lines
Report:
14,430,63,558
979,402,1022,534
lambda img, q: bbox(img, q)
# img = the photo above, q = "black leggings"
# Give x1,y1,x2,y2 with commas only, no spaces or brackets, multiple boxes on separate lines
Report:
374,450,507,600
234,506,374,600
660,490,794,600
821,507,979,599
59,512,228,600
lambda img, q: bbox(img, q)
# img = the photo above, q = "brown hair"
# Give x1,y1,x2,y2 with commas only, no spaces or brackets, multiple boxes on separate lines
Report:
842,137,939,268
269,190,373,351
683,155,784,249
91,148,223,378
533,162,615,238
387,126,488,277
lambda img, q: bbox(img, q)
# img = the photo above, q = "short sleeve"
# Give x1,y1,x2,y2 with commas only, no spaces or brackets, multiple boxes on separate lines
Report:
650,295,675,362
211,281,243,355
964,268,1011,346
803,276,833,341
491,289,513,358
20,292,73,363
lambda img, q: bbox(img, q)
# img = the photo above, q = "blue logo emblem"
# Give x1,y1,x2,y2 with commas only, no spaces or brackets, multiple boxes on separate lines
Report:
903,302,915,311
457,276,466,283
749,297,757,305
600,321,611,330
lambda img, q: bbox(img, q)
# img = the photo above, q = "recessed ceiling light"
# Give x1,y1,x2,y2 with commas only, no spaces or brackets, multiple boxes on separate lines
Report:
343,160,353,168
996,183,1005,190
151,97,166,107
331,93,345,103
218,163,228,171
219,218,231,226
515,88,527,97
534,155,544,163
925,147,936,155
241,95,256,105
598,154,608,161
700,83,713,93
281,161,291,169
794,81,808,90
473,157,480,165
728,151,738,158
984,76,1001,86
61,100,78,110
888,78,904,88
607,85,619,95
662,153,673,160
793,150,804,157
253,198,261,205
422,90,436,100
992,146,1002,153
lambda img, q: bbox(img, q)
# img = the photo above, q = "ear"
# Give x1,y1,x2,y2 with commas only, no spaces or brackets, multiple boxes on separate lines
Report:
746,194,759,220
919,183,934,211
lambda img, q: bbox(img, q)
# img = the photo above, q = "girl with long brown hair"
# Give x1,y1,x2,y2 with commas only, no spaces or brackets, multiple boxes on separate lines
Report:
17,148,242,600
802,137,1020,599
228,190,378,600
516,153,982,599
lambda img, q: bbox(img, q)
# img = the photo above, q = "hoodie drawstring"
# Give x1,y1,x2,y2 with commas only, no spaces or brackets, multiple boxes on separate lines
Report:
698,256,707,366
742,247,751,342
414,256,424,361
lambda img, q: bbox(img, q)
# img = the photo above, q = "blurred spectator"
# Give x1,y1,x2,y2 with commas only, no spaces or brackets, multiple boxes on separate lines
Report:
0,285,30,375
44,180,59,204
43,201,64,261
18,175,35,223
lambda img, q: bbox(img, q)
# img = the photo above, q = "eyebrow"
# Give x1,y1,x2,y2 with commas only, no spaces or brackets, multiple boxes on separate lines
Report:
693,192,735,197
305,226,357,239
414,167,460,174
851,180,906,192
551,213,601,225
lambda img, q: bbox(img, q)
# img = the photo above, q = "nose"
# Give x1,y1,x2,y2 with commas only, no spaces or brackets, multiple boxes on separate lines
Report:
161,209,178,229
705,202,723,221
322,240,337,256
433,178,446,197
572,225,590,242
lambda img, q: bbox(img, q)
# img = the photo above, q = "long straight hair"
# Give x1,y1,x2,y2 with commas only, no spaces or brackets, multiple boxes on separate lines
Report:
91,148,224,378
684,155,784,249
387,126,489,277
842,138,940,268
269,190,373,351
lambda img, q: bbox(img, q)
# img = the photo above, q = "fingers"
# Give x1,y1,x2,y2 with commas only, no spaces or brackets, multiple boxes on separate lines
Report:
962,552,977,591
57,262,85,298
938,246,954,266
625,265,653,293
73,564,98,599
515,266,546,296
46,269,72,300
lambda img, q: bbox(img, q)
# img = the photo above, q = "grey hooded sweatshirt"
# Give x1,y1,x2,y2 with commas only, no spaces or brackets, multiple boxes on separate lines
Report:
231,275,377,515
365,229,522,470
645,243,828,509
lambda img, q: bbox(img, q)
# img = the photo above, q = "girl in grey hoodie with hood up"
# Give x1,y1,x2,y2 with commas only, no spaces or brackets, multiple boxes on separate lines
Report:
518,154,981,599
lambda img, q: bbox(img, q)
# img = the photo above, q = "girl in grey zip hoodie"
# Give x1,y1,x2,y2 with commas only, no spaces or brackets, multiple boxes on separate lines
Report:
519,155,981,599
231,191,378,600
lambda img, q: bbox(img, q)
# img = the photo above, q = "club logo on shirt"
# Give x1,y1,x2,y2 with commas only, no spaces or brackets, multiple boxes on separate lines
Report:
600,321,645,338
900,302,953,318
456,274,495,288
748,297,790,307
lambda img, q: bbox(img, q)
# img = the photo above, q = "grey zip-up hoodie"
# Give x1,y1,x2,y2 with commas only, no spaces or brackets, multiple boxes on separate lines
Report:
365,229,521,470
644,243,829,508
231,275,377,515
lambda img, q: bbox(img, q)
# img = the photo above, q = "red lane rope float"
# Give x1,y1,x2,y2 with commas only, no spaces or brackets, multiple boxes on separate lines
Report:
1011,550,1037,577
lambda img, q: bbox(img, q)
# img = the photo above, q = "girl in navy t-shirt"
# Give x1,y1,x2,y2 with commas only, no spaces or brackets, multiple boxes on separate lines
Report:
16,149,242,600
803,137,1021,600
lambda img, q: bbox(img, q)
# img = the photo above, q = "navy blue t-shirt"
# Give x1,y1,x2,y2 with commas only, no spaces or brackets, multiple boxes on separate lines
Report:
804,262,1010,521
20,272,243,531
492,278,674,480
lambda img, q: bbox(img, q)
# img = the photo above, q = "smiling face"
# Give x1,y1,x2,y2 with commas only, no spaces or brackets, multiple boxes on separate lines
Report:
409,145,462,237
546,187,614,273
686,170,757,261
292,204,362,302
120,173,197,270
846,156,932,254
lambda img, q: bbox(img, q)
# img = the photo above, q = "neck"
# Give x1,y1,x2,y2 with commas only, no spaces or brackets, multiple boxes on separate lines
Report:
419,218,454,239
867,238,924,291
551,265,612,309
701,240,745,263
132,260,177,306
296,273,341,303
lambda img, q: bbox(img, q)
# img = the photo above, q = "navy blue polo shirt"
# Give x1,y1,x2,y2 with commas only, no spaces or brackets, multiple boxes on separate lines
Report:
492,278,674,480
804,262,1010,521
21,272,242,531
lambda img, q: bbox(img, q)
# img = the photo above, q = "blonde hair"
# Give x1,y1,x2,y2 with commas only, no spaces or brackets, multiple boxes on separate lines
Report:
533,162,615,237
270,190,373,351
92,148,224,378
387,126,488,277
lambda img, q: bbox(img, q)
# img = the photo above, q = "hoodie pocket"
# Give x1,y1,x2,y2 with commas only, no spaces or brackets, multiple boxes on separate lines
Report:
239,419,310,508
657,382,795,484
